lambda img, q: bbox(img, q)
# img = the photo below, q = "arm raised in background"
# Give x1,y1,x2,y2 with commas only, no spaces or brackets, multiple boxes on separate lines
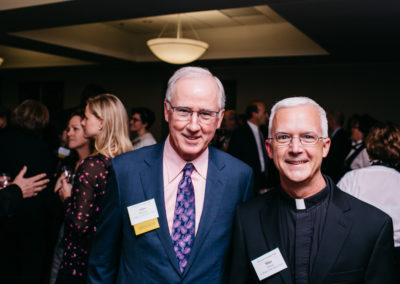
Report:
0,166,49,216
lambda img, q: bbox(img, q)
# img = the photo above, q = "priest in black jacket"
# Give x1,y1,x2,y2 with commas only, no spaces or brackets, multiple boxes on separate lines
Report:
229,97,397,284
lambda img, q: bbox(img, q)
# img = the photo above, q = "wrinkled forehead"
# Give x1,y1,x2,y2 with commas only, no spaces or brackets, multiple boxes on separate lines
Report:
173,74,217,93
172,76,219,107
271,105,322,134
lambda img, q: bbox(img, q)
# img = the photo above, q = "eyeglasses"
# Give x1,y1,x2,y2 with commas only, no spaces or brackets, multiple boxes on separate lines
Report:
268,132,326,146
131,117,141,123
166,101,221,124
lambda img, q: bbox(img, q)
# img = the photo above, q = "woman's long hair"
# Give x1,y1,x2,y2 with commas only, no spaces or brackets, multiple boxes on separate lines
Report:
86,94,133,158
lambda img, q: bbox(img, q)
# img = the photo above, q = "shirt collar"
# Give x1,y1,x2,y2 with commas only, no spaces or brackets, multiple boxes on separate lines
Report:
351,140,364,147
164,135,209,183
279,183,329,211
247,120,259,133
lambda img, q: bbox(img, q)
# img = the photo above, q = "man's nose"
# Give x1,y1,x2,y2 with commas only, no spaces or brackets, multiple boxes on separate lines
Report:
186,112,201,131
288,137,303,153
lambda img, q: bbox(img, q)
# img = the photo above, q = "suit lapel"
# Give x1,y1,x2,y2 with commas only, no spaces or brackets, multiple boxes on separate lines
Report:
260,192,293,284
310,187,352,283
139,143,181,274
182,148,226,277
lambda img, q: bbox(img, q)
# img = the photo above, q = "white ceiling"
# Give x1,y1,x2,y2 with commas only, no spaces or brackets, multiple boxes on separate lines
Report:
0,4,328,68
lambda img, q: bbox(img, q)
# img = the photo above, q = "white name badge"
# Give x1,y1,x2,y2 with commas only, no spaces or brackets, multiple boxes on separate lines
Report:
251,248,288,281
127,198,159,225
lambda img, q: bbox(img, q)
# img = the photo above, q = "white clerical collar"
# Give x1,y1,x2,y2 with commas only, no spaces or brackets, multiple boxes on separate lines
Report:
295,199,306,210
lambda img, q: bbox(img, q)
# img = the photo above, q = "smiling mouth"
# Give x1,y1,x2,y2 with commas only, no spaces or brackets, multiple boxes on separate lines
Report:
286,160,308,165
183,134,200,142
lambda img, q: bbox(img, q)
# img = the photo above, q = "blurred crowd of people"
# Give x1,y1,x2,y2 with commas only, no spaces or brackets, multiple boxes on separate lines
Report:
0,73,399,283
0,88,157,283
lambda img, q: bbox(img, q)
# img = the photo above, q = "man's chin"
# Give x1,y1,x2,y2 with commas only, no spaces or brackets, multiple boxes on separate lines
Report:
180,145,206,161
282,172,310,184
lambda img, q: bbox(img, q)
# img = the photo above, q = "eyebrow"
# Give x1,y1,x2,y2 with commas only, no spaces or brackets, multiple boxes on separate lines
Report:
175,105,219,111
274,130,319,134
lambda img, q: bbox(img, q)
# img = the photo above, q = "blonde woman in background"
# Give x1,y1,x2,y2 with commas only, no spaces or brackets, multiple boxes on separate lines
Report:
55,94,132,284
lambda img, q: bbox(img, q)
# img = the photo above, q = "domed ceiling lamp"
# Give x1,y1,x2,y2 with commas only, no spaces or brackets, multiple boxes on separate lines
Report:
147,14,209,65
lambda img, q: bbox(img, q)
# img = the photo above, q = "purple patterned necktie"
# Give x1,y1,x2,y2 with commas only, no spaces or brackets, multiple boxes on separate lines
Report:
171,163,195,273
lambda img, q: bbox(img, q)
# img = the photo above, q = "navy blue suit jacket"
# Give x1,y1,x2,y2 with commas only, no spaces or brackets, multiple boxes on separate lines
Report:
88,143,253,283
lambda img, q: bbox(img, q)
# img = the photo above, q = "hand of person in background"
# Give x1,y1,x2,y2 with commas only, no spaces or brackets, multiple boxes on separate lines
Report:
12,166,50,198
59,178,72,202
54,171,72,202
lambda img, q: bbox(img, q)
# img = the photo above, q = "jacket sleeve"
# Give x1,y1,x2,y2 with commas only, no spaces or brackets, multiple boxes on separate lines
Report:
365,216,398,283
0,184,22,217
87,164,122,284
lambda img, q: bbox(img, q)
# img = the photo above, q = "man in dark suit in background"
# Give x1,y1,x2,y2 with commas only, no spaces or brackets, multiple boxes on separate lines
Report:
88,66,253,283
229,101,273,194
230,97,396,283
322,110,350,182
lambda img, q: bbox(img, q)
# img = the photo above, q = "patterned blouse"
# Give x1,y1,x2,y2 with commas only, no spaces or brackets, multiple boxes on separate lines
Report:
58,153,110,280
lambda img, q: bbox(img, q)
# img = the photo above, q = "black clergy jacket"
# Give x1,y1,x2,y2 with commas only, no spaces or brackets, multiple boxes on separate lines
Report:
229,177,397,284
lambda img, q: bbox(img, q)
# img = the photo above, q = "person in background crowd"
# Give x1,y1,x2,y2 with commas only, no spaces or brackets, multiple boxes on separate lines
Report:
343,114,376,173
338,121,400,271
228,101,274,194
88,66,253,283
129,107,157,150
0,99,54,284
51,84,106,159
230,97,396,283
212,109,239,151
50,109,93,284
55,94,132,284
322,110,351,182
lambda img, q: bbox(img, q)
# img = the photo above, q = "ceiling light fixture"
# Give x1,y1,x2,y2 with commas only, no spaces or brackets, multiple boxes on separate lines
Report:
147,15,209,65
0,57,4,66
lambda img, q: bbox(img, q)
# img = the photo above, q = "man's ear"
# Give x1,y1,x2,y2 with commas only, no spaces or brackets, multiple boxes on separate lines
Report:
322,137,331,158
163,101,169,123
216,109,225,129
266,139,273,159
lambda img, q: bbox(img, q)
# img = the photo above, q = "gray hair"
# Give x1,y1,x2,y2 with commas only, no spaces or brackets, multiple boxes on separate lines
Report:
165,66,226,109
268,96,328,137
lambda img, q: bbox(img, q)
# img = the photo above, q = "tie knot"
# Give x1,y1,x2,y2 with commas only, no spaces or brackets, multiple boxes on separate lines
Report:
183,163,194,177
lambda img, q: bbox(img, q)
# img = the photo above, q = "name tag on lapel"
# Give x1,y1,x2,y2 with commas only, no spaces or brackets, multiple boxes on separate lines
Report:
127,199,160,235
251,248,288,281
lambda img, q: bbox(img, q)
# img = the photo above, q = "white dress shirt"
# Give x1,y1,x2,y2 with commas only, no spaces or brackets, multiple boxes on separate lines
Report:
338,165,400,247
345,140,370,170
132,132,157,150
247,121,265,172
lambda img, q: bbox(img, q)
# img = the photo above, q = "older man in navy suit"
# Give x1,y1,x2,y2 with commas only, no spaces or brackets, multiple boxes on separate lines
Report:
88,67,253,283
229,97,396,283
